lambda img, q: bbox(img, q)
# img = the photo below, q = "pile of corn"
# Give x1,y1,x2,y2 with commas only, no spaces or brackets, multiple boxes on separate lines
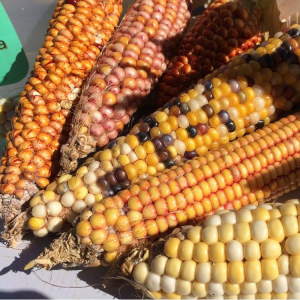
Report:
157,0,263,106
130,200,300,299
0,0,123,216
59,0,192,173
25,31,300,240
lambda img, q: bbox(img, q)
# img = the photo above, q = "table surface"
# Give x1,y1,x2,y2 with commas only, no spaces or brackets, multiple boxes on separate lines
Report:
0,0,295,299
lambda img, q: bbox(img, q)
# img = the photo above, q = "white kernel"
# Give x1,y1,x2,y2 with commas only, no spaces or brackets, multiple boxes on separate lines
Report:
221,212,236,224
207,282,224,296
251,220,268,243
151,256,168,275
72,200,87,214
46,201,62,217
146,272,161,292
273,274,288,293
84,194,95,207
61,191,76,208
47,217,63,233
241,281,257,295
257,279,273,293
161,275,176,293
87,161,100,172
288,275,300,293
133,262,149,285
32,204,47,218
196,262,211,283
33,227,49,237
120,143,131,154
83,172,97,185
204,215,221,227
226,240,243,261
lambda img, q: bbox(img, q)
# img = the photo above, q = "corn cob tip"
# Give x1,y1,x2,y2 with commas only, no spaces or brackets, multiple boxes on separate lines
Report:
1,211,29,248
24,230,102,270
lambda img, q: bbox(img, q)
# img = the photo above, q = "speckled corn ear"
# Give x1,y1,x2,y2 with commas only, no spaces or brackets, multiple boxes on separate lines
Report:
129,200,300,300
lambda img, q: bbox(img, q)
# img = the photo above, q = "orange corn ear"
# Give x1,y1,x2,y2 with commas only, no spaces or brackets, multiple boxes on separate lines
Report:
0,0,122,219
70,115,300,264
59,0,192,173
157,0,263,106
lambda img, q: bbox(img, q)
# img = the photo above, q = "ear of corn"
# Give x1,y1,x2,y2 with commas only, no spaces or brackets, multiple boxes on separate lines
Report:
59,0,192,173
128,200,300,300
25,114,300,269
157,0,263,106
0,0,123,220
22,29,300,241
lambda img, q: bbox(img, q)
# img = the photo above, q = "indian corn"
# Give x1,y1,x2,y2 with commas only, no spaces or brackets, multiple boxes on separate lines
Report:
23,35,300,240
157,0,263,106
26,114,300,268
128,200,300,299
0,0,122,220
59,0,192,173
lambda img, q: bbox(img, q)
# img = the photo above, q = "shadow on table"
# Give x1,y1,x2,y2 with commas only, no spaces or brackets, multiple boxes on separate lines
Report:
76,266,140,299
0,290,48,299
0,223,55,276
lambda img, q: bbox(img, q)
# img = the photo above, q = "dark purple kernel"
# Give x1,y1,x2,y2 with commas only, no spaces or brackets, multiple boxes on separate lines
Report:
152,137,164,151
139,123,150,132
164,159,176,168
103,189,115,197
226,120,236,132
202,104,214,118
158,150,169,161
114,167,127,182
218,110,230,124
203,90,214,100
161,134,174,147
187,126,197,137
255,120,265,129
184,150,198,159
120,180,131,189
97,177,110,190
137,132,149,142
105,172,118,186
112,184,122,194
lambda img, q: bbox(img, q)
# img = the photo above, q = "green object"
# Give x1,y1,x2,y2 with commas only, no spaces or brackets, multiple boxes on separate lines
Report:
0,2,29,86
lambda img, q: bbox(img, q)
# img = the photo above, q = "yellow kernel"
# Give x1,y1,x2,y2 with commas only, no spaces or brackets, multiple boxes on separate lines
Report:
165,237,181,258
28,217,45,231
178,240,194,261
76,220,92,237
